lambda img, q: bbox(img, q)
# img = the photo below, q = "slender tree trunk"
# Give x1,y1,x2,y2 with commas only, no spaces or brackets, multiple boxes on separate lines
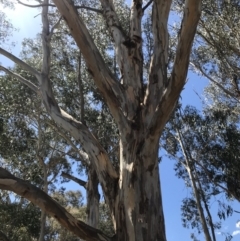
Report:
37,113,48,241
196,171,216,241
77,52,85,125
114,131,166,241
178,130,212,241
39,212,47,241
38,161,48,241
185,166,212,241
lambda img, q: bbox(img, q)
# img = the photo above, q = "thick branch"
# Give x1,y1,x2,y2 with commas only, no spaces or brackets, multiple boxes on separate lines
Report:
171,0,201,89
0,167,113,241
0,48,41,78
52,0,126,126
100,0,143,121
100,0,144,120
146,0,201,136
144,0,172,119
61,171,87,188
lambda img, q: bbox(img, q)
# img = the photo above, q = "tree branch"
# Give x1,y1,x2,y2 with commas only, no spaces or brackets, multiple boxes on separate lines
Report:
17,0,103,13
0,167,113,241
38,0,119,215
0,48,41,78
1,1,118,214
1,50,118,212
17,0,55,8
191,62,239,101
61,171,87,189
49,17,62,39
0,65,39,93
52,0,126,126
100,0,144,121
76,5,102,14
171,0,201,89
144,0,172,121
46,120,90,165
142,0,153,12
147,0,202,136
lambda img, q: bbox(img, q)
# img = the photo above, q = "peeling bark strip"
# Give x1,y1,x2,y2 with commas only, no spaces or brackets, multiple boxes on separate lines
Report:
0,167,113,241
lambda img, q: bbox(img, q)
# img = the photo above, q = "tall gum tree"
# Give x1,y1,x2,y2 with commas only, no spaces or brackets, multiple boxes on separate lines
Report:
0,0,202,240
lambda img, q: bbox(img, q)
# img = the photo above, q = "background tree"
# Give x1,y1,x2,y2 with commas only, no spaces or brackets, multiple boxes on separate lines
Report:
162,104,240,241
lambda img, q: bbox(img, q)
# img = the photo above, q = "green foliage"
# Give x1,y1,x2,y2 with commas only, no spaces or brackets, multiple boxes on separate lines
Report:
162,104,240,239
0,198,41,241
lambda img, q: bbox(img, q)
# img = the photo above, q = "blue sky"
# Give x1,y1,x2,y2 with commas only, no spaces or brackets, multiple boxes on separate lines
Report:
1,2,240,241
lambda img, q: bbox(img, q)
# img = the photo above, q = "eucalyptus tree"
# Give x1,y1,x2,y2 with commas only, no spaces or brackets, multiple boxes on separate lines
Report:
0,192,41,241
0,0,14,46
0,0,202,241
161,105,239,241
189,0,240,113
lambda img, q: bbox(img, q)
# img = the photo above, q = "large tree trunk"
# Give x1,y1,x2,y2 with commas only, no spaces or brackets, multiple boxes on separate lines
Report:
114,131,166,241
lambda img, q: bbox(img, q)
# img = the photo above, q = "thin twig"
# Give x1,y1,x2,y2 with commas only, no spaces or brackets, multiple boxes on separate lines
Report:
49,17,62,39
17,0,55,7
142,0,153,12
17,0,103,14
